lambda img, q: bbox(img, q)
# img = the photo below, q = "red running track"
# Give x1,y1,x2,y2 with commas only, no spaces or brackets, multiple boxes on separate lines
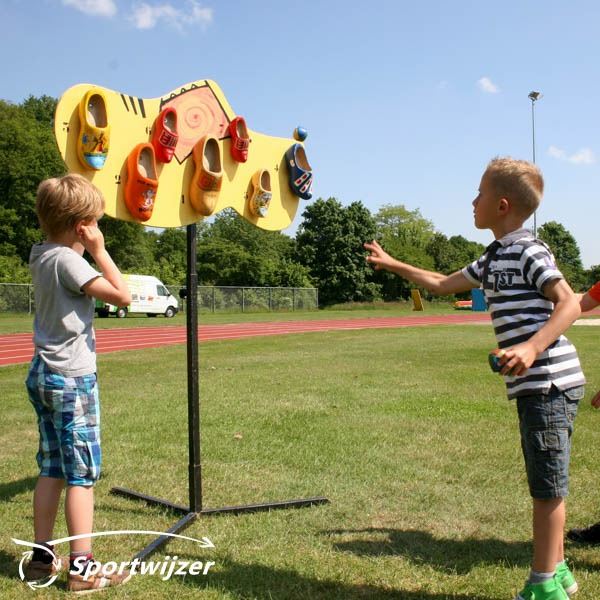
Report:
0,313,491,367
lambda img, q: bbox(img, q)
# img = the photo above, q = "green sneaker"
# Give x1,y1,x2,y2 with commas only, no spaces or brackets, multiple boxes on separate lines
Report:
515,576,568,600
556,562,578,596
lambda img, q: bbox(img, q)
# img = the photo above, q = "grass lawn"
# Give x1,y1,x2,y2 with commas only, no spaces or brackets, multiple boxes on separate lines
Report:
2,324,600,598
0,301,458,335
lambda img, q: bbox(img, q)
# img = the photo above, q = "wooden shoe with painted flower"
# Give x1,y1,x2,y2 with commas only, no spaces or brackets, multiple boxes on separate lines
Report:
151,107,178,163
249,169,272,218
189,136,223,216
124,143,159,222
77,87,110,170
228,116,251,162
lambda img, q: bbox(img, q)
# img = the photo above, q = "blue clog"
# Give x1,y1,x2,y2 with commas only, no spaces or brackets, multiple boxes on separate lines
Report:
285,143,313,200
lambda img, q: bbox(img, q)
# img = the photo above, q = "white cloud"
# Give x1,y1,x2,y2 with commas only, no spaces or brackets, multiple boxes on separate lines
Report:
477,77,499,94
129,1,213,30
569,148,596,164
62,0,117,17
548,145,595,165
548,145,566,160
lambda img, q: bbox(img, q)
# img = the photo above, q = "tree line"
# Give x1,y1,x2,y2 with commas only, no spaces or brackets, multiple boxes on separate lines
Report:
1,96,597,305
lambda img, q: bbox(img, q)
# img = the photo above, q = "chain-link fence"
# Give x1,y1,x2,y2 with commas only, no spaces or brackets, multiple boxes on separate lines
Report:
196,286,318,313
0,283,33,313
0,283,318,314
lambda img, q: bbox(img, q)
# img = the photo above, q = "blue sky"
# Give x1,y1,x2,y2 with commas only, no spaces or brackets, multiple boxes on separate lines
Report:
3,0,600,266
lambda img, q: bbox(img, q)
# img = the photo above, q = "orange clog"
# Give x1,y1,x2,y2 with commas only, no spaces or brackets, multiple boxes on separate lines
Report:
189,136,222,216
151,107,178,163
248,169,272,217
77,87,110,170
124,143,158,222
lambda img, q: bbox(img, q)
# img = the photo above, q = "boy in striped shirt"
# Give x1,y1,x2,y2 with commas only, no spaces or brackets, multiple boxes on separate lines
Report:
365,157,584,600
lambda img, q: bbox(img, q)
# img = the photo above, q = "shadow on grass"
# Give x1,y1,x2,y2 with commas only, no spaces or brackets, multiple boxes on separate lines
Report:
0,549,20,581
323,528,531,574
0,476,36,501
564,540,600,573
180,557,497,600
0,473,109,502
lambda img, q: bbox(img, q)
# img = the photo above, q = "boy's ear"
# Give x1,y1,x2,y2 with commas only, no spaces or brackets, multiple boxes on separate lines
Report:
498,197,510,214
75,220,86,237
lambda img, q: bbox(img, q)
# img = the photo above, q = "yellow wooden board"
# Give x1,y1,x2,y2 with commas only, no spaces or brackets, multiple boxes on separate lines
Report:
54,80,304,231
410,289,424,311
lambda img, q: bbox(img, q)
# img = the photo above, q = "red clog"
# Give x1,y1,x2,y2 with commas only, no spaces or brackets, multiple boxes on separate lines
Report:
189,136,223,216
124,143,158,222
151,107,178,163
228,116,251,162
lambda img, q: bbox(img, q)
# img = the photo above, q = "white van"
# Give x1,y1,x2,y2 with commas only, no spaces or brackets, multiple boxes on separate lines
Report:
95,274,179,318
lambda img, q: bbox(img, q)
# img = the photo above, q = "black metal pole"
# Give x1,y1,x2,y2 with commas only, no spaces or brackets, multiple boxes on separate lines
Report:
186,223,202,513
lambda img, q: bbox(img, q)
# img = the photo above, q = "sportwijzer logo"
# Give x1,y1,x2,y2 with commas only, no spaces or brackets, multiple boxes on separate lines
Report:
13,530,215,590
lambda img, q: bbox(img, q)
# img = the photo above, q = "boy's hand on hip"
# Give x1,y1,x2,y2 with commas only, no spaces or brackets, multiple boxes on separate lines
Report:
500,342,537,377
78,223,105,257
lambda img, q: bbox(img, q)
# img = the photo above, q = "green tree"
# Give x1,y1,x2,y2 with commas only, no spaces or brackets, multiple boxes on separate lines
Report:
154,227,186,262
584,265,600,290
275,259,313,287
427,233,485,274
0,97,66,263
376,204,436,259
197,209,311,287
373,205,436,300
537,221,585,290
21,95,58,126
150,227,187,284
296,198,379,305
0,255,30,283
202,209,298,259
97,216,154,273
198,239,265,286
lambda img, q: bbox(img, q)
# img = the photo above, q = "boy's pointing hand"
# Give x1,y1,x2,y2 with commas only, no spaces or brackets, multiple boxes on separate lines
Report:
364,240,394,271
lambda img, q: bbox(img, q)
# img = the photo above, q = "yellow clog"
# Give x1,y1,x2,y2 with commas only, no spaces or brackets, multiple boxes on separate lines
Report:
77,87,110,170
249,169,272,217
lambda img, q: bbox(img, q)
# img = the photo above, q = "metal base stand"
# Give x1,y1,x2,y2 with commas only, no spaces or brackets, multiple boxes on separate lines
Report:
110,224,329,561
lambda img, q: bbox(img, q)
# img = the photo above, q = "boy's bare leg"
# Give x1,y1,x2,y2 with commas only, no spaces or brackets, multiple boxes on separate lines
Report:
556,520,565,563
33,476,64,543
65,485,94,554
532,497,564,572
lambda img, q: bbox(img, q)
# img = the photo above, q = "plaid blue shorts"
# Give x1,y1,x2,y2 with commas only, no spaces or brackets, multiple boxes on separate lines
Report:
25,355,102,486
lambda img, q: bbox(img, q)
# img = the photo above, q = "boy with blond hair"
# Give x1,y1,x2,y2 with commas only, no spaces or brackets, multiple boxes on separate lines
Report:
24,173,132,593
365,157,585,600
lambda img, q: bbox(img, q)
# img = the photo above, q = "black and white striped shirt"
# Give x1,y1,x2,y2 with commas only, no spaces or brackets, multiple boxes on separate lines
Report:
462,228,585,399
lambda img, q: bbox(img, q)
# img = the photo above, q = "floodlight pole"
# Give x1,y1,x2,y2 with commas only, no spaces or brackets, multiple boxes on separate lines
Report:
528,90,542,237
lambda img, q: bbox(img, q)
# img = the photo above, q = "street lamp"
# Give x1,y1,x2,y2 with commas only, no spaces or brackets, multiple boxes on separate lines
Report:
528,90,542,236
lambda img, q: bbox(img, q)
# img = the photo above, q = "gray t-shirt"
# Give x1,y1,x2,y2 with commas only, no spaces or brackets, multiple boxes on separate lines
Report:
29,243,100,377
